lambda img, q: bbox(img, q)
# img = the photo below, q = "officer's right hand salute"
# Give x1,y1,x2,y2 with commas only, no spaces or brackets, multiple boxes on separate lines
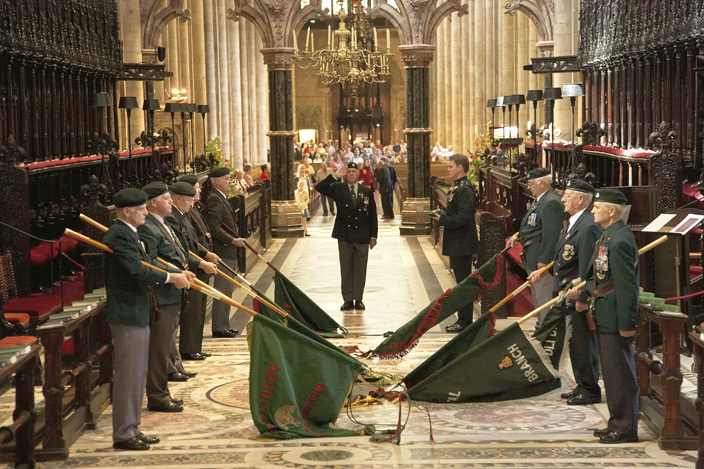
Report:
333,166,347,179
168,272,192,289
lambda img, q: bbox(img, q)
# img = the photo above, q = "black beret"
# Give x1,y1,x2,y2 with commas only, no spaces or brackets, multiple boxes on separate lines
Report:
179,175,199,186
114,188,148,208
595,188,628,205
527,168,551,180
209,167,231,178
142,182,168,200
170,181,196,197
347,162,358,170
565,178,595,194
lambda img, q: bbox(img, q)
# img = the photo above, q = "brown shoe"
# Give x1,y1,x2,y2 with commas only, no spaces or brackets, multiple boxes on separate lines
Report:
354,300,365,310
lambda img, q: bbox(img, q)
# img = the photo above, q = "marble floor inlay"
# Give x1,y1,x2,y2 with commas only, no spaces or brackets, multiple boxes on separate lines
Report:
0,215,698,468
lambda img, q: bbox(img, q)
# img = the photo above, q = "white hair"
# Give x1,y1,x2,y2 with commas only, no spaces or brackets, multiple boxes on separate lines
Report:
536,174,552,186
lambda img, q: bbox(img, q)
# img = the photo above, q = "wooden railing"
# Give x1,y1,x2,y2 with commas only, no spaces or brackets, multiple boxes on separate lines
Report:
231,179,273,273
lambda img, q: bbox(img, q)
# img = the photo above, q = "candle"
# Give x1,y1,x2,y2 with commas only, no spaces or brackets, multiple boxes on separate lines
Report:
328,25,331,48
386,28,390,50
374,27,378,51
293,30,298,51
352,27,355,47
311,34,315,52
306,26,310,51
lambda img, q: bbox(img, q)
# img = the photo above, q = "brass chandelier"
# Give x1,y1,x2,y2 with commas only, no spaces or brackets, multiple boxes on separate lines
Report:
293,4,392,85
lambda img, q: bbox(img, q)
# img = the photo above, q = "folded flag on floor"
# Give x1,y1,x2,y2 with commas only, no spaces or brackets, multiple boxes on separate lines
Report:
249,314,363,439
370,253,504,359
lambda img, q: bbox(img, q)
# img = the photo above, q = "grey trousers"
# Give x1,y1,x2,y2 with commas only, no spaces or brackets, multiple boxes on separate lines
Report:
338,239,369,302
110,322,149,442
146,303,180,407
528,270,553,327
211,257,235,332
179,272,210,354
568,305,600,396
598,332,639,436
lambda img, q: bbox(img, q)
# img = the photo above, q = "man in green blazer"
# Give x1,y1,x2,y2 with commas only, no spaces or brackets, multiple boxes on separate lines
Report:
104,188,190,450
508,168,564,326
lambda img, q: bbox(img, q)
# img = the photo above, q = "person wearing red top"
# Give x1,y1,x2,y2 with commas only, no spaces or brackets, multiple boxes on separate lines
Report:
357,158,376,191
259,163,270,182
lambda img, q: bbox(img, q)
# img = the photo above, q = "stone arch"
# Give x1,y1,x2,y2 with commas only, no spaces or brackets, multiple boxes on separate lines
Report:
141,0,192,50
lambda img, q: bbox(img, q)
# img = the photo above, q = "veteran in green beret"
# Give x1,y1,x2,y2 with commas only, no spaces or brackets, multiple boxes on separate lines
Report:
104,188,191,450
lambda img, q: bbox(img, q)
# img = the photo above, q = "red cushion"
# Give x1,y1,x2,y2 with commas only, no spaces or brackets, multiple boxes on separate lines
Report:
4,296,62,317
507,241,523,266
4,313,31,325
0,336,36,346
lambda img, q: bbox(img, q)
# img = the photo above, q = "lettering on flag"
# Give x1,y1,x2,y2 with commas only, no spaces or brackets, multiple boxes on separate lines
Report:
447,391,462,402
507,343,539,383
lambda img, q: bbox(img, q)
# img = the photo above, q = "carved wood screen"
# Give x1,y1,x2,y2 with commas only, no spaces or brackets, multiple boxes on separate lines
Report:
579,0,702,170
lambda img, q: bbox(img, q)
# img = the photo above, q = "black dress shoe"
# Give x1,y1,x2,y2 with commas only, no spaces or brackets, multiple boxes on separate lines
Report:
340,301,354,311
171,398,183,405
560,388,581,400
228,328,240,335
354,300,365,310
592,427,611,438
147,401,184,412
179,369,197,378
113,436,150,450
567,393,601,405
181,352,206,361
136,433,160,444
167,372,189,382
599,431,638,444
445,322,470,333
212,329,237,338
200,352,212,357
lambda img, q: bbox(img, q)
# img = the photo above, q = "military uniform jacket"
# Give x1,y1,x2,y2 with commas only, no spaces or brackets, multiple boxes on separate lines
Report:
188,205,214,253
138,213,187,306
206,189,240,259
585,220,640,333
553,209,601,303
519,187,564,271
165,207,206,272
315,174,378,244
438,176,478,257
103,220,167,327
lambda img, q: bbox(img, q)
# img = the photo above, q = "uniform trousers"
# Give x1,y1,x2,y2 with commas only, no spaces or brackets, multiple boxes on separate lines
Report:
110,322,149,442
320,194,336,216
450,255,474,324
179,272,210,354
528,270,553,327
146,303,181,407
568,304,600,396
211,257,236,332
338,239,369,301
598,332,639,436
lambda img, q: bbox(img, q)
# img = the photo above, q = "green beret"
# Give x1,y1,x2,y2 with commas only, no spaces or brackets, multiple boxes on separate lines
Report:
170,181,196,197
142,182,168,200
178,175,199,186
565,178,595,194
347,162,358,170
595,188,628,205
114,188,148,208
527,168,550,180
209,167,231,178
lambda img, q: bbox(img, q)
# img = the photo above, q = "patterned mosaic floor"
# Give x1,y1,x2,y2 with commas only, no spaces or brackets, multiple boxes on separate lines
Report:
1,214,699,468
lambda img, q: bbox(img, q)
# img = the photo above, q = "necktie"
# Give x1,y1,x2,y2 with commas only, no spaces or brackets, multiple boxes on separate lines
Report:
134,233,149,262
166,224,187,264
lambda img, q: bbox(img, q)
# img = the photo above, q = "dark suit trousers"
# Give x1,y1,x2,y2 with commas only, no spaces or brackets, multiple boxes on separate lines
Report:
380,190,393,217
179,272,210,354
320,194,336,216
568,304,600,395
598,332,639,436
338,240,369,301
147,303,180,407
211,257,235,332
450,255,474,324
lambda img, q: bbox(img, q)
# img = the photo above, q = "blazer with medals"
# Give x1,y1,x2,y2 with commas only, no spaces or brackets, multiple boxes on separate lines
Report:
518,187,564,271
437,176,478,257
315,174,378,244
103,220,167,327
138,213,188,306
206,189,240,259
553,209,601,303
584,220,639,333
166,206,206,272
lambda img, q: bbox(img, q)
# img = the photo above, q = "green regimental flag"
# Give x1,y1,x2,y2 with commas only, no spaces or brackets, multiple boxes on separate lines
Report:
533,299,570,371
249,314,363,439
372,254,504,359
406,321,560,403
273,271,343,335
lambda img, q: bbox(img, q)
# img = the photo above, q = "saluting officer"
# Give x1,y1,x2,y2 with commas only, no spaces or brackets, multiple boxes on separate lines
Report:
315,162,378,311
430,154,479,332
570,188,639,444
530,179,601,405
104,188,190,450
508,167,564,326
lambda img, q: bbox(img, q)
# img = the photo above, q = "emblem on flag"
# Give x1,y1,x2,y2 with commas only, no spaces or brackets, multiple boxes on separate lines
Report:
498,356,513,369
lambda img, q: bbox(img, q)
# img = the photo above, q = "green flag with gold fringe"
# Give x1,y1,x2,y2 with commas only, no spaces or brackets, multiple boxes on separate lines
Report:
249,314,362,439
273,271,343,335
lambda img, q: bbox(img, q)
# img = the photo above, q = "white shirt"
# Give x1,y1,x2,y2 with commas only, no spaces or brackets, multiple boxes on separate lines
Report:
347,182,359,198
117,219,169,282
567,207,586,233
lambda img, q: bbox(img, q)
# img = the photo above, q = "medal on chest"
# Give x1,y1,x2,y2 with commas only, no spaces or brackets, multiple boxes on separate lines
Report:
528,213,538,226
448,193,455,202
595,245,609,280
562,244,575,261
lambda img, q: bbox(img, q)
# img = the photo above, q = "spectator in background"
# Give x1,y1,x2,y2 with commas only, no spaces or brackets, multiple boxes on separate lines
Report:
243,165,255,186
331,152,344,172
316,162,335,216
295,179,311,236
376,158,394,219
234,170,248,196
393,141,402,153
312,152,323,163
294,142,302,161
296,164,312,194
358,158,375,192
352,148,364,166
259,164,270,182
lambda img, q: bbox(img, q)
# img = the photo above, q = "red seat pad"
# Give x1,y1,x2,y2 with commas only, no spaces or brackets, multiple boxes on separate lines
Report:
3,296,62,317
4,313,31,325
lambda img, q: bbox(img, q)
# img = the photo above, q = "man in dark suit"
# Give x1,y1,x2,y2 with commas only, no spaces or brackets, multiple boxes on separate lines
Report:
508,167,564,326
431,154,479,332
175,175,221,359
206,167,246,337
104,188,190,450
376,158,395,219
530,179,602,405
571,188,639,444
139,182,196,412
316,162,378,311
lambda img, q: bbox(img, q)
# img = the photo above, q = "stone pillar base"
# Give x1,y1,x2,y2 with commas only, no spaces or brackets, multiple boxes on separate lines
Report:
271,200,304,238
399,197,431,236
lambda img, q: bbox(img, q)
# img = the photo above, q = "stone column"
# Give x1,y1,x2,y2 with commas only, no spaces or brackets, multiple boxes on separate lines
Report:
191,1,207,156
261,48,303,237
399,45,434,236
228,14,243,166
450,15,461,149
117,0,144,150
216,0,231,159
204,0,218,138
239,21,251,164
256,33,269,164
